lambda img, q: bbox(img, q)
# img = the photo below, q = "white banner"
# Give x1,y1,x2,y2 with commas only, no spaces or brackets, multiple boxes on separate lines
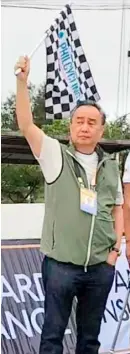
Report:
100,240,130,351
1,204,130,352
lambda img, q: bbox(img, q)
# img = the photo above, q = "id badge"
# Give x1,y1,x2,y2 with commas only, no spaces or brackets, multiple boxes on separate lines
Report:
80,187,97,215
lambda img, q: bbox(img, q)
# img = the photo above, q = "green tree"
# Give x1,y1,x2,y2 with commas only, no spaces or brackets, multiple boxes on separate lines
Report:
104,115,130,140
1,83,46,130
1,82,70,203
1,164,44,203
1,93,17,131
31,83,46,127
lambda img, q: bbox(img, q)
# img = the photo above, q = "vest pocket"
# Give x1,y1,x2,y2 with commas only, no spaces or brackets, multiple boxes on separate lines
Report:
41,218,56,254
52,221,56,250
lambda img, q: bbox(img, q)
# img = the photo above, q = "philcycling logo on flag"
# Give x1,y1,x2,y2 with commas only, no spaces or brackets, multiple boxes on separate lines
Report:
58,30,81,101
45,4,100,119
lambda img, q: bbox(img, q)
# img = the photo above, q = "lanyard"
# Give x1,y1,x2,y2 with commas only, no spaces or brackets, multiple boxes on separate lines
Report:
73,160,85,187
73,159,97,190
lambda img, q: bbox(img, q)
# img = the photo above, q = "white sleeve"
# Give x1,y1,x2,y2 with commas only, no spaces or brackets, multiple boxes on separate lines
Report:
115,176,124,205
35,134,62,183
123,152,130,183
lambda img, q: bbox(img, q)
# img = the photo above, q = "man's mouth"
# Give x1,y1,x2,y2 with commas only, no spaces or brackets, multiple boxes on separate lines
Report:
78,136,91,139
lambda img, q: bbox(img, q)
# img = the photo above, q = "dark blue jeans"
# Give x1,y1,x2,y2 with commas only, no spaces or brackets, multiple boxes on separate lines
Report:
39,257,115,354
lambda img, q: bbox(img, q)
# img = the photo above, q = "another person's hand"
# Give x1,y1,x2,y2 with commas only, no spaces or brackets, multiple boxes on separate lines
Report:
14,56,30,82
107,250,118,266
126,241,130,267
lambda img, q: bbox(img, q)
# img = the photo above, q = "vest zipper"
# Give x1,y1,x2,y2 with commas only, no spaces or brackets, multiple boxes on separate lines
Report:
66,150,113,271
84,215,96,272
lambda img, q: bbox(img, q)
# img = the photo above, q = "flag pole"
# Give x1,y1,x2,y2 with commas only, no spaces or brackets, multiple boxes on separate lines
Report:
14,7,63,76
15,32,47,75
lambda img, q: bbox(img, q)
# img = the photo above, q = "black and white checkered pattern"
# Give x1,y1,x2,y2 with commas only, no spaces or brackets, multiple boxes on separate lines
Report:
45,4,100,119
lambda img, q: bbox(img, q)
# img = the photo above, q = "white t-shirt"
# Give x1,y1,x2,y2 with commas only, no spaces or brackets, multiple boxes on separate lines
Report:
36,134,123,205
123,152,130,183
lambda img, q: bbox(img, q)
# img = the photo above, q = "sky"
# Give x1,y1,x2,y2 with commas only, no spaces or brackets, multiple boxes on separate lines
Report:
1,4,130,120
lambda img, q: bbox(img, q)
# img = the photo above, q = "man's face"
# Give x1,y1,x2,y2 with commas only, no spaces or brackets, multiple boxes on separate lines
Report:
70,105,105,148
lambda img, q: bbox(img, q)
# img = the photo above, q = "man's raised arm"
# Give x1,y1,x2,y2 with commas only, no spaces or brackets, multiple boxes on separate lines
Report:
15,55,44,158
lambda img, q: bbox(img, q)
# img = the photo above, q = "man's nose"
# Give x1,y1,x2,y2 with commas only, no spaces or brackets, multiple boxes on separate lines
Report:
81,122,89,132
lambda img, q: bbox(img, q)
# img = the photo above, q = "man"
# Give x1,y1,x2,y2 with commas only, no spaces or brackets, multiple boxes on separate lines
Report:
15,56,124,354
123,152,130,266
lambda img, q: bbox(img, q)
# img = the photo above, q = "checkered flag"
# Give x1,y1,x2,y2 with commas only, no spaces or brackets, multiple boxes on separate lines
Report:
45,4,100,119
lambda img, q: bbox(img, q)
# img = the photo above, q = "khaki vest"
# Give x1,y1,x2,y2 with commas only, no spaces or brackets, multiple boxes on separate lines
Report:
40,144,119,267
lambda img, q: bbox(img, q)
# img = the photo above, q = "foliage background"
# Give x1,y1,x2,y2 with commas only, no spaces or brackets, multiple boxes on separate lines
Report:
1,83,130,203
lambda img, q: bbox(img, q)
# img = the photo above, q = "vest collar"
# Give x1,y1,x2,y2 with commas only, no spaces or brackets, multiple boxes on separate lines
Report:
66,143,105,163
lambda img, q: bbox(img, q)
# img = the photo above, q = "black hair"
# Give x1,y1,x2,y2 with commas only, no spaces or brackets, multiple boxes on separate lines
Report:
70,99,106,125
